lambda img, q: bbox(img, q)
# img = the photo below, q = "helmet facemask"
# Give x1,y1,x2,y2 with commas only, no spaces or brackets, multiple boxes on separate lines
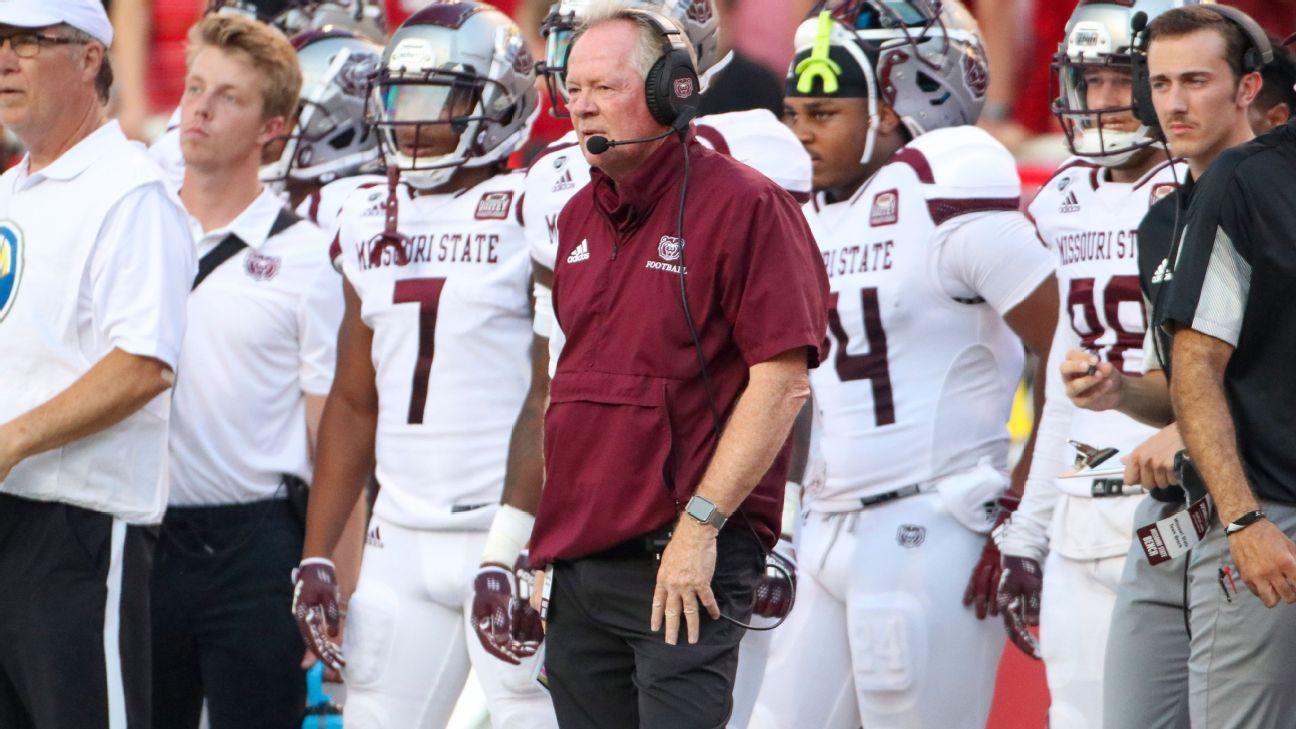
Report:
1052,56,1156,167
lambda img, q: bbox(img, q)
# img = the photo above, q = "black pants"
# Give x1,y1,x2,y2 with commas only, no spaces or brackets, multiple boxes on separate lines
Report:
546,527,764,729
151,499,305,729
0,493,155,729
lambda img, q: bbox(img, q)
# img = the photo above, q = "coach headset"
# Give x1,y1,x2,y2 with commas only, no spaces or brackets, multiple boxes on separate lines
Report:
1130,4,1274,134
582,12,795,631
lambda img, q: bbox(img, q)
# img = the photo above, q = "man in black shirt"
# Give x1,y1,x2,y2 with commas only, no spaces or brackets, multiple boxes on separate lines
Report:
1152,8,1296,729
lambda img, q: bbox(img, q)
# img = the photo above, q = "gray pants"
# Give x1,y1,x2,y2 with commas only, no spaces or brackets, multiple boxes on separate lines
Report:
1187,499,1296,729
1103,495,1191,729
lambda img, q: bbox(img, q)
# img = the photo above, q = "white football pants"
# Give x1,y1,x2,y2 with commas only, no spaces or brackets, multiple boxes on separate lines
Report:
751,493,1002,729
1039,550,1125,729
341,517,558,729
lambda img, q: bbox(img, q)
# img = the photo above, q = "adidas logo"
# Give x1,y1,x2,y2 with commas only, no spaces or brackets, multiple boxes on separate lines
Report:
365,525,383,549
552,169,575,192
1059,190,1081,213
566,239,590,264
1151,257,1173,284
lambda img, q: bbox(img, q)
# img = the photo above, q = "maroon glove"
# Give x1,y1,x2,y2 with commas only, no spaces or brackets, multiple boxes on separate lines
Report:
996,554,1043,660
292,558,345,671
753,539,797,619
962,494,1018,619
472,553,545,664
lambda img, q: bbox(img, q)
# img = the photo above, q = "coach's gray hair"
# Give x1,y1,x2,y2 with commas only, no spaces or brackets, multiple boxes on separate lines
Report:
62,25,113,105
571,1,667,81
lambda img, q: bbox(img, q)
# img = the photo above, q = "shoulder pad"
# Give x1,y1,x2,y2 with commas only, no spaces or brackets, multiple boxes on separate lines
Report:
894,126,1021,200
695,109,812,195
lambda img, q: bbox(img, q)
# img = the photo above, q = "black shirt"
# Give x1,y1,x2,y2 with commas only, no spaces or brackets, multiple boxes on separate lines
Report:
1137,174,1195,374
698,51,784,119
1161,120,1296,503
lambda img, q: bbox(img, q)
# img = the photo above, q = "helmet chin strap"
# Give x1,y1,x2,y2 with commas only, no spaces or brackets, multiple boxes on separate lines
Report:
1078,125,1155,168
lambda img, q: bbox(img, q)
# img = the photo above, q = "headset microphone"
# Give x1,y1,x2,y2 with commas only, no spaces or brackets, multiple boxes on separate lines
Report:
585,107,698,154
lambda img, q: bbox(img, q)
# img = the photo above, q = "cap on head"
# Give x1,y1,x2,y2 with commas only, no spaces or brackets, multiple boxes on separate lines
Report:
0,0,114,47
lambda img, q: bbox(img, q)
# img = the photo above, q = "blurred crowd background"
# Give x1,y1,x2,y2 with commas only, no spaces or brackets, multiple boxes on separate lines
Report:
83,0,1296,176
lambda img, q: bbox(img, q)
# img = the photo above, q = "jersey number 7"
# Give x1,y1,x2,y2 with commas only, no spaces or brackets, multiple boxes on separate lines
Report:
826,288,896,426
394,277,447,425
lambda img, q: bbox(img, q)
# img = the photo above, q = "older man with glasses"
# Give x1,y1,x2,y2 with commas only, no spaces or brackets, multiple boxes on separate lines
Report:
0,2,193,728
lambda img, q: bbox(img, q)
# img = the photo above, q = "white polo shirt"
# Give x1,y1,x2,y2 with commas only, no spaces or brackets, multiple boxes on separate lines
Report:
168,187,343,506
0,121,194,524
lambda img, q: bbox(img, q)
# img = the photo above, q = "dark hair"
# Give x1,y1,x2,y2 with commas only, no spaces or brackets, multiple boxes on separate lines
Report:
1256,38,1296,115
1146,6,1251,81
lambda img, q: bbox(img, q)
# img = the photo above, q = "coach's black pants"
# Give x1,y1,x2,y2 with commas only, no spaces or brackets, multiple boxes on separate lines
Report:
151,499,305,729
0,493,155,729
546,527,764,729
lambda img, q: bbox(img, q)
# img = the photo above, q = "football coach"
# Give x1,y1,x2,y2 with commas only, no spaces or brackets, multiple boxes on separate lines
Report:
525,4,828,729
0,0,193,727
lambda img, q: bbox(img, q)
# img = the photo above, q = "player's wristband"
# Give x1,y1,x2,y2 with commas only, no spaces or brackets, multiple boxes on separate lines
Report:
1224,510,1267,536
481,504,536,565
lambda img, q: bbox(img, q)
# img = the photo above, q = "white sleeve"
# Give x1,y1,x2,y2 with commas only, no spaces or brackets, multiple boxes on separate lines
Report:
298,259,344,396
935,210,1055,315
532,279,554,338
88,182,195,370
547,314,567,379
999,288,1075,562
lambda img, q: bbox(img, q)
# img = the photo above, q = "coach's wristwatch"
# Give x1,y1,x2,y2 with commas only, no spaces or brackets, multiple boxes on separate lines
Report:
1224,509,1268,536
684,495,729,530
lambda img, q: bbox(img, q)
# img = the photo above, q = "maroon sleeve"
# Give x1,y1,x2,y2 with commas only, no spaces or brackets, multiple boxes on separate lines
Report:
719,184,829,368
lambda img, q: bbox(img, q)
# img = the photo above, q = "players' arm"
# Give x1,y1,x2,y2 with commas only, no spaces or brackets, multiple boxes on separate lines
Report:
652,348,812,646
302,279,378,561
1172,328,1296,606
1002,276,1059,495
935,209,1059,495
1060,349,1172,426
0,349,173,480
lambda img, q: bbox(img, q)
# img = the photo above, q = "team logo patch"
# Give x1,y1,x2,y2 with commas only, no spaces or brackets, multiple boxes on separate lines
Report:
1149,182,1176,206
552,169,575,192
1058,190,1081,214
686,0,713,23
475,191,514,220
870,189,899,226
673,77,695,99
245,251,281,281
896,524,927,548
658,235,682,261
0,221,23,322
962,49,989,99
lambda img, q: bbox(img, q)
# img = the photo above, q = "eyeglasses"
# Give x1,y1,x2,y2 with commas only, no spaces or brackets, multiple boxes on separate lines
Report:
0,32,88,59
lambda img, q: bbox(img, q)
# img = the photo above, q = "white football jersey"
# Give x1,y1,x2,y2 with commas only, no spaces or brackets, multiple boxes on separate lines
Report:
524,109,812,273
1015,157,1181,560
806,126,1054,509
333,173,531,531
299,174,386,231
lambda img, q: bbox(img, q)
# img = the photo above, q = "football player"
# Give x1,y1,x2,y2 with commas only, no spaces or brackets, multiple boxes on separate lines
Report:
470,3,812,727
751,2,1059,728
150,0,388,191
288,4,558,729
991,3,1194,728
261,28,386,229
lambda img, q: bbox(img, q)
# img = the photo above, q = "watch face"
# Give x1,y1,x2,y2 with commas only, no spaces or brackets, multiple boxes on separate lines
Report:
686,497,714,522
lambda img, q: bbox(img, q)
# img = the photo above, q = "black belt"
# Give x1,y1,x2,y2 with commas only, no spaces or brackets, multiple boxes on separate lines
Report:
859,483,926,509
592,526,676,560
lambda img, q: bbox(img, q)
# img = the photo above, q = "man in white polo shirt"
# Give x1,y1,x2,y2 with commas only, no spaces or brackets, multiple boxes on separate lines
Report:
149,13,344,729
0,1,194,727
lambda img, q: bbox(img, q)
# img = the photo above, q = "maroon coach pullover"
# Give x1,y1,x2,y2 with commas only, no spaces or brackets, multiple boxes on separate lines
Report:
529,132,829,565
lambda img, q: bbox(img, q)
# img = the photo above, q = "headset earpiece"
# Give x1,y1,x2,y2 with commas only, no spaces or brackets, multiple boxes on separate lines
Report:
1129,12,1160,131
1200,4,1273,74
629,9,700,127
